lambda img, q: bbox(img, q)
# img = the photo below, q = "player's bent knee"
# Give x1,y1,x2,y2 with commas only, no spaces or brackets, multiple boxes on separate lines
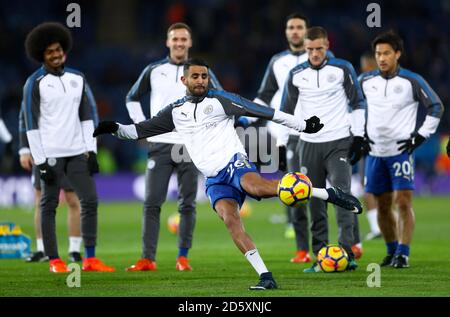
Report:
395,200,412,212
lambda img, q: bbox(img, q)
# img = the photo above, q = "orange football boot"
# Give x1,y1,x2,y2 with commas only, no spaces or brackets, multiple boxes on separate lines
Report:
176,256,192,271
352,244,363,260
82,257,115,272
290,250,312,263
125,258,157,272
49,258,70,273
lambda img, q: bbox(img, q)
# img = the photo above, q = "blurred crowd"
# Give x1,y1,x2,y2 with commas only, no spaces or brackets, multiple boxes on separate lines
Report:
0,0,448,174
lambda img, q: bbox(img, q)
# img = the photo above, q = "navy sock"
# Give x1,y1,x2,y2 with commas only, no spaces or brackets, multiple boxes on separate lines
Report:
85,246,96,258
395,244,410,256
48,255,59,260
178,248,189,258
386,241,398,255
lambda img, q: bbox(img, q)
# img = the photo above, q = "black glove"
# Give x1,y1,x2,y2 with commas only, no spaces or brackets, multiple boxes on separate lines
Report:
278,146,287,172
38,162,55,184
93,121,119,137
87,151,99,175
397,133,425,154
348,136,371,165
303,116,324,134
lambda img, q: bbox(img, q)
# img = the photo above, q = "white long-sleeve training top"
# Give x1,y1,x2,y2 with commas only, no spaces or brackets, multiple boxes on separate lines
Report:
115,89,306,177
359,67,444,157
22,66,98,165
277,57,366,146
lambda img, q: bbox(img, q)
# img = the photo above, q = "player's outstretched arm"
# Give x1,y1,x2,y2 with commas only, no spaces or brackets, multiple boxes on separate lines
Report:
93,105,176,140
212,90,324,134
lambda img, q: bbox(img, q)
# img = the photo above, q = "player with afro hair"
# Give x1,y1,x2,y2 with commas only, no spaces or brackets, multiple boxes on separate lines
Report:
25,22,72,63
21,22,115,273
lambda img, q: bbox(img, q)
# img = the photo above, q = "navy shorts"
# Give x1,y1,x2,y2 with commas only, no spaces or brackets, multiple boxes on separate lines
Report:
365,153,415,195
205,153,259,210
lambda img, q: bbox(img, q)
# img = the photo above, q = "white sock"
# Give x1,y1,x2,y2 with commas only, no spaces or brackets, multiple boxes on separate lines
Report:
36,238,44,252
69,236,82,253
366,209,380,234
245,249,269,276
312,188,329,200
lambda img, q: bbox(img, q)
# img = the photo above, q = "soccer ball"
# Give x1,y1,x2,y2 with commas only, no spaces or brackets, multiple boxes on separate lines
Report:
277,172,312,207
167,213,180,235
317,245,349,272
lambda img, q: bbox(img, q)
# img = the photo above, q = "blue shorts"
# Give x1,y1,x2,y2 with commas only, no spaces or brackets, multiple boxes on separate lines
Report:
364,153,415,195
205,153,259,210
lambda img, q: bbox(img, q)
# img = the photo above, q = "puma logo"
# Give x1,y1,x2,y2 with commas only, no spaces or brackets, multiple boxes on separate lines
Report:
181,112,188,117
340,157,347,163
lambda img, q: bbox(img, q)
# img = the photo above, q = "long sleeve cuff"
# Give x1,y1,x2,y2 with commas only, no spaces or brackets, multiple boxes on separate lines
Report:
272,109,305,132
81,120,97,153
18,147,31,156
126,101,146,124
115,124,138,140
418,115,441,138
350,109,365,137
26,130,46,165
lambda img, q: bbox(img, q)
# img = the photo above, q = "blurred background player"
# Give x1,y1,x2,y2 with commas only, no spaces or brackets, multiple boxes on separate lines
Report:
124,23,222,272
22,22,114,273
278,27,367,272
359,31,444,268
359,52,381,241
18,108,83,263
93,58,362,289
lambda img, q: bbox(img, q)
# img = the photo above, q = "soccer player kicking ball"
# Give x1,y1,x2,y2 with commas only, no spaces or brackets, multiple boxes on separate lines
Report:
94,59,362,290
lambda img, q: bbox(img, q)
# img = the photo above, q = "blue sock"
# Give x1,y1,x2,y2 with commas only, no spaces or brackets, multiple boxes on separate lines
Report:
85,246,96,258
48,255,59,260
178,248,189,258
386,241,398,255
395,244,410,257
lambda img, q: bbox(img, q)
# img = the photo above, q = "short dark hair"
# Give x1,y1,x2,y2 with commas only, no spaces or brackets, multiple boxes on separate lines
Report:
305,26,328,41
372,30,404,53
25,22,73,63
183,58,209,73
167,22,192,36
286,12,309,27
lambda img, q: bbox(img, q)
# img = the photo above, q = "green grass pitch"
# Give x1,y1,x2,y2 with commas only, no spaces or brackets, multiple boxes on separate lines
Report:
1,197,450,297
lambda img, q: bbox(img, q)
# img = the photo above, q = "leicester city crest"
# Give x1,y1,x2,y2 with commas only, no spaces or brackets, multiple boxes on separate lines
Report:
70,80,78,88
204,105,213,115
327,73,337,83
394,85,403,94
